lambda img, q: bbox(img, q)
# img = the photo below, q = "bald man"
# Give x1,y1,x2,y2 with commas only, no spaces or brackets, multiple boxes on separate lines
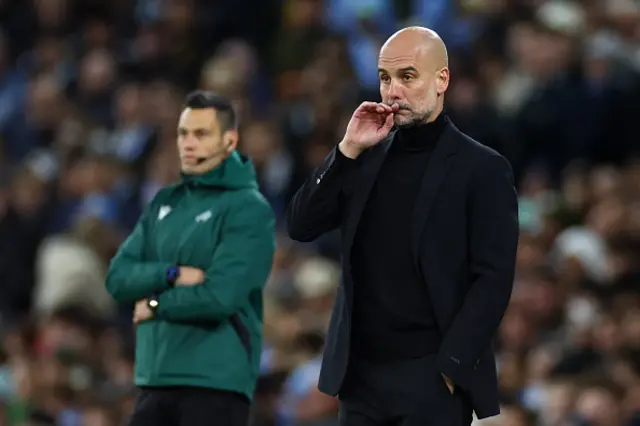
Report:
287,27,519,426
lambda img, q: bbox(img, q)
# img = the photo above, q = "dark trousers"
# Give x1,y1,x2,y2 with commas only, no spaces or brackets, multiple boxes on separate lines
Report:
338,354,473,426
127,386,250,426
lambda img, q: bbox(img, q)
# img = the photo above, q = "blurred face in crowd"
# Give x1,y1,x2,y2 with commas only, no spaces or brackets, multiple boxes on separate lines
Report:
498,405,529,426
575,387,621,426
82,406,114,426
177,107,237,174
241,121,279,167
33,0,68,30
115,84,143,124
540,382,576,425
378,28,449,128
10,169,46,216
28,74,63,126
78,49,116,95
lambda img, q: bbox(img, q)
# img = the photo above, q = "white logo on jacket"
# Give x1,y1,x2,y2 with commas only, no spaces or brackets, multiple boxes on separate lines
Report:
158,205,172,220
195,210,213,222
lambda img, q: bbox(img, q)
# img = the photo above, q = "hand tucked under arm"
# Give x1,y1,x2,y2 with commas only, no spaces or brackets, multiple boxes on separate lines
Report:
155,198,276,322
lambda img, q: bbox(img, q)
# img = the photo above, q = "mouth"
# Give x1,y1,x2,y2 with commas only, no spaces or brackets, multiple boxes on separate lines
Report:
181,155,199,164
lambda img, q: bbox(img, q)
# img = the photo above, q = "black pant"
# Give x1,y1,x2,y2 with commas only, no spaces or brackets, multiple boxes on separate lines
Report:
127,387,250,426
338,354,473,426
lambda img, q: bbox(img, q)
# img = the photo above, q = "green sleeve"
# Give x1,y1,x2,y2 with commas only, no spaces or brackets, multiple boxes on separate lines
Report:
105,206,173,303
155,197,276,322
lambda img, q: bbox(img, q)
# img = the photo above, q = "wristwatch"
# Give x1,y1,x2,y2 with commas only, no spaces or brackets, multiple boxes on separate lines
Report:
166,266,180,287
147,298,159,317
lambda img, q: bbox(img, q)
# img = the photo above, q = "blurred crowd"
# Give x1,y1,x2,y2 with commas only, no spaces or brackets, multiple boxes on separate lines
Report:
1,0,640,425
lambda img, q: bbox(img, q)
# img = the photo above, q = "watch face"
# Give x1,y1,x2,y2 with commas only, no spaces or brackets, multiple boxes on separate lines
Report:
168,268,178,279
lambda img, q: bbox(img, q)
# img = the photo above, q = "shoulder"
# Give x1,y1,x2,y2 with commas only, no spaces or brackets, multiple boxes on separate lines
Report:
450,124,502,160
138,184,181,220
224,190,276,243
228,188,275,220
153,183,181,202
448,122,512,177
142,184,179,207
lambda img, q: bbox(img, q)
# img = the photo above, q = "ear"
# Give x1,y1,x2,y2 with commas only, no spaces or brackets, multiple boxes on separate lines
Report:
222,129,239,154
436,67,450,95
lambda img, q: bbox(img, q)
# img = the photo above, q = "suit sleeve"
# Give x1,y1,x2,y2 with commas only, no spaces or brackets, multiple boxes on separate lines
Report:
286,146,357,242
105,206,173,303
155,197,276,322
437,154,519,389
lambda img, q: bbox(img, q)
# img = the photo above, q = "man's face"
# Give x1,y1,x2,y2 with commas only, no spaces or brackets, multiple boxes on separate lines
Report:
177,107,230,174
378,43,446,128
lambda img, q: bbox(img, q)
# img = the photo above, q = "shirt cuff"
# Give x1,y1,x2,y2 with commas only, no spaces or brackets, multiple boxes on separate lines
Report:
333,145,358,169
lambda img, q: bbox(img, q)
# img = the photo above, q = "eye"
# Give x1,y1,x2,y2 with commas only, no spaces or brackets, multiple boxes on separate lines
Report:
194,130,209,139
404,74,414,81
380,74,390,83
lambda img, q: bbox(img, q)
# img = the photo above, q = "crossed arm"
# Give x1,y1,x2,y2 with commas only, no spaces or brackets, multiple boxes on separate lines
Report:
106,198,276,323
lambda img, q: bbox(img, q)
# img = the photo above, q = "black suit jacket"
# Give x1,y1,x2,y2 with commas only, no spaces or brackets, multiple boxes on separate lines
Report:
286,119,519,419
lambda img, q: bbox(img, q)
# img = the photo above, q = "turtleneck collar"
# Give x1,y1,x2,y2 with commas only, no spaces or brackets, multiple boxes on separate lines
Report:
395,112,447,152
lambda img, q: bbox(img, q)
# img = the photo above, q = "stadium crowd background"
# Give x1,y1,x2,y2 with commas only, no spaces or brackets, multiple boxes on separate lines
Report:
1,0,640,425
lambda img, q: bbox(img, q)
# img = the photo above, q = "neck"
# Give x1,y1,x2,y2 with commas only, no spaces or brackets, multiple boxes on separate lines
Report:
396,112,446,152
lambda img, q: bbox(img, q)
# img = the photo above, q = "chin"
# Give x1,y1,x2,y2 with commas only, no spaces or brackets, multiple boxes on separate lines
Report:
394,117,411,128
395,119,420,129
181,164,198,174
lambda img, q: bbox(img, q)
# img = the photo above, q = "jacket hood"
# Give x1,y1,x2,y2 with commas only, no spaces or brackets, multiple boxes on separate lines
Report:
180,151,258,190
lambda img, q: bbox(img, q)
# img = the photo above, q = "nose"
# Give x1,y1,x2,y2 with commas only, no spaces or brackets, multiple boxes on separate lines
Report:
181,135,197,151
386,80,403,104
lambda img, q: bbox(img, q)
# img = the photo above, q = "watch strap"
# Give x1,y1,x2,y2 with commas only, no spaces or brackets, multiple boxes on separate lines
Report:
166,266,180,286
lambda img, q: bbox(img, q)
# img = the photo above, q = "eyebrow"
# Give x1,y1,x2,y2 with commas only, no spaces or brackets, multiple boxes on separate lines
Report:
378,66,419,74
178,127,211,133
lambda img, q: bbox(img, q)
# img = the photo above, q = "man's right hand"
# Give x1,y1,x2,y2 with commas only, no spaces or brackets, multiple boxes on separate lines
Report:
339,102,398,159
176,266,205,286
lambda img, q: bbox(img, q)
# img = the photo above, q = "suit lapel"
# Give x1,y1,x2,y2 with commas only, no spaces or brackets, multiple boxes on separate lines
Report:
343,132,396,262
410,122,459,260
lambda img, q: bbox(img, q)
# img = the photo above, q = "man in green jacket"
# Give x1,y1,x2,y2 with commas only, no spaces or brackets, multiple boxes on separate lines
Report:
106,91,276,426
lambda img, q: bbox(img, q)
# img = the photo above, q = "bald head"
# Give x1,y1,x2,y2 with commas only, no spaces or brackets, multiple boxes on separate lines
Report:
381,27,448,70
377,27,450,127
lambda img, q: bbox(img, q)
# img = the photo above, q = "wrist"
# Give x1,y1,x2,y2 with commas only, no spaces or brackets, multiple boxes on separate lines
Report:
166,265,180,287
147,297,159,317
338,140,363,159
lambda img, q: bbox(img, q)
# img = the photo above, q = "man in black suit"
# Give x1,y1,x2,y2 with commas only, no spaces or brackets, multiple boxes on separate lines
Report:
286,27,519,426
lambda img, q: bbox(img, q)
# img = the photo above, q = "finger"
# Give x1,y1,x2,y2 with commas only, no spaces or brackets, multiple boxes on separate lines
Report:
383,112,394,130
377,103,393,113
358,101,382,113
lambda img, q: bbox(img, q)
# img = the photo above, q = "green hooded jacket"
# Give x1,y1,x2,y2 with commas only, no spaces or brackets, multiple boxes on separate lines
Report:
105,152,276,399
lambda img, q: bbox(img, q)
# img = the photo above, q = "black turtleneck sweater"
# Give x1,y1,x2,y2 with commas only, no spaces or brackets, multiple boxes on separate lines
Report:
350,113,447,360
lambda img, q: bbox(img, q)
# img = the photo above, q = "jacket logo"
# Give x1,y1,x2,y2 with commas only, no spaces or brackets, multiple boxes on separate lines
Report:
195,210,213,222
158,205,172,220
